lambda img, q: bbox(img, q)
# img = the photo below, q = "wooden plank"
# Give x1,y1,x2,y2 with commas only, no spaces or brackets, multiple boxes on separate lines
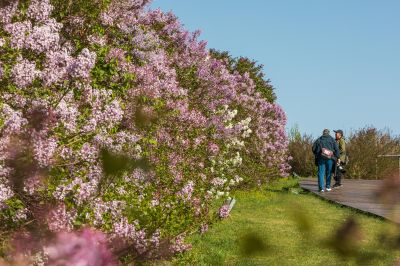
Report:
299,178,400,223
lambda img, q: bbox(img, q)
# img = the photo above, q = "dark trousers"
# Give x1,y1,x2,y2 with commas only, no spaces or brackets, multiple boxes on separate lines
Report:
333,163,343,185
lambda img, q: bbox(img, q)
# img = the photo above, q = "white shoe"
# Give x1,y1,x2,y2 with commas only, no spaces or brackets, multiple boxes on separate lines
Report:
326,188,331,192
319,189,325,193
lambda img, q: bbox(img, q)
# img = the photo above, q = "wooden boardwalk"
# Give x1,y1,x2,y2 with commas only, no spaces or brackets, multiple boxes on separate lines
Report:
300,178,400,223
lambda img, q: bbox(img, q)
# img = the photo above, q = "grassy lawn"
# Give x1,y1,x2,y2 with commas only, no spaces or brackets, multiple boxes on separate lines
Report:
169,178,400,266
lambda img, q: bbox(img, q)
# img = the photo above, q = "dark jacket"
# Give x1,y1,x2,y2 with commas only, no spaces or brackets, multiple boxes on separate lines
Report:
312,135,340,160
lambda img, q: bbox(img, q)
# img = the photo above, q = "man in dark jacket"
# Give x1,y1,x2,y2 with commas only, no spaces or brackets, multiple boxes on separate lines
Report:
333,129,346,188
312,129,340,192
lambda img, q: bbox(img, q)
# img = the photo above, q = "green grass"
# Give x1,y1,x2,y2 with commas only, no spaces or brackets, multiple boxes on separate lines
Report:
169,178,400,266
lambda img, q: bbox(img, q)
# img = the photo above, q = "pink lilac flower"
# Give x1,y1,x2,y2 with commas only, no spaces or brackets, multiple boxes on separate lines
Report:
150,230,161,249
0,1,18,24
100,0,151,26
208,142,220,155
88,34,107,46
79,143,98,163
32,134,58,168
41,48,73,86
12,208,28,222
76,179,98,204
170,234,192,253
2,93,27,108
47,203,76,232
88,165,103,181
27,0,54,22
91,200,126,227
25,19,62,53
211,178,226,187
199,223,208,234
112,217,135,239
218,204,230,219
193,136,205,147
177,181,194,202
112,218,149,254
131,27,161,51
56,99,78,132
0,166,12,179
45,228,115,266
67,15,85,27
59,147,73,160
192,197,202,216
106,47,127,62
11,57,39,88
4,21,32,49
68,48,97,79
92,133,113,148
1,104,28,135
23,173,43,195
100,100,124,127
0,183,14,209
129,168,146,182
81,117,97,133
53,178,81,201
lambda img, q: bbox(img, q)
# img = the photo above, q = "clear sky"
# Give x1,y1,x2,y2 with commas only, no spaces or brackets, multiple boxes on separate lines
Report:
150,0,400,137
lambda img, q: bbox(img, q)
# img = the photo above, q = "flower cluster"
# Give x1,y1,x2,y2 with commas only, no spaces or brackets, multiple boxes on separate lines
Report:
0,0,290,263
0,183,14,209
218,204,231,219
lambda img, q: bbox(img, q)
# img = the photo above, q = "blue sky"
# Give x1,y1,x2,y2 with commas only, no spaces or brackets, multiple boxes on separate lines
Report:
150,0,400,137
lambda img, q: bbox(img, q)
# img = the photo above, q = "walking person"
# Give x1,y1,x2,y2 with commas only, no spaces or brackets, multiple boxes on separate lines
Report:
333,129,346,188
312,129,340,192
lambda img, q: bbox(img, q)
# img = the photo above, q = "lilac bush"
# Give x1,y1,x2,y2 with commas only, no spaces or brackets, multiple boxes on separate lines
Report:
0,0,290,263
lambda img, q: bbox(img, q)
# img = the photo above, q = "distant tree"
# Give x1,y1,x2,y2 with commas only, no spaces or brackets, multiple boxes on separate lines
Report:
346,127,400,179
288,125,316,177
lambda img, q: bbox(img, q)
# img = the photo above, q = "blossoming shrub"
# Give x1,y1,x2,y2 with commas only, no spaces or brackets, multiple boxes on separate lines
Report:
0,0,290,262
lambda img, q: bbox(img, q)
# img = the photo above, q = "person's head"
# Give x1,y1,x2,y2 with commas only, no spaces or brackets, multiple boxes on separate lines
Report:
334,129,343,140
322,129,330,136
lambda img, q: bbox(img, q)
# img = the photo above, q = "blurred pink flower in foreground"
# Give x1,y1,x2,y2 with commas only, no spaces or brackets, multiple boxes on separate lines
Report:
45,228,115,266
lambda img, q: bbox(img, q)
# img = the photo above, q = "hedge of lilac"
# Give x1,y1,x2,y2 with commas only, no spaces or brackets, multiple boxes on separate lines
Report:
0,0,290,263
